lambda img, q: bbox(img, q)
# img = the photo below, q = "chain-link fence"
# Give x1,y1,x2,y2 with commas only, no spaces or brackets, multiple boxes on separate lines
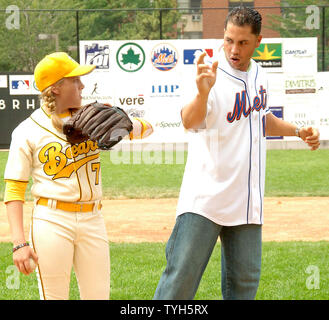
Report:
0,5,328,72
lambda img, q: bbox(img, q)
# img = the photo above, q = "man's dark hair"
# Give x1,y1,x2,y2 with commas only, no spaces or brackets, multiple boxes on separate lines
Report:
224,6,262,35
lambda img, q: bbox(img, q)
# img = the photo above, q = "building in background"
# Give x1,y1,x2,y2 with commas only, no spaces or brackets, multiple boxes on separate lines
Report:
177,0,203,39
202,0,281,38
177,0,281,39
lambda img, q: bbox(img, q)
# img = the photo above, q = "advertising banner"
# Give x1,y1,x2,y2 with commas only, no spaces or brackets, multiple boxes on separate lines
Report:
80,39,220,143
252,37,317,74
0,37,326,149
267,72,329,140
0,74,40,148
80,37,324,143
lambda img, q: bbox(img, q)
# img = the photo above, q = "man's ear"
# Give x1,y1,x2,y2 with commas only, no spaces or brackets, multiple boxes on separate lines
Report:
256,35,263,48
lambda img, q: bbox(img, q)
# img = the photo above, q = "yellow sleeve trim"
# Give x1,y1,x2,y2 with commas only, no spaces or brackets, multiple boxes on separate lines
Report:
57,111,72,118
4,179,29,183
129,118,148,140
4,180,28,203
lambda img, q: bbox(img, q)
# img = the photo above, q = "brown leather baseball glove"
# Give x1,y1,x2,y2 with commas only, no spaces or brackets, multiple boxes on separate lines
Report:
63,101,133,150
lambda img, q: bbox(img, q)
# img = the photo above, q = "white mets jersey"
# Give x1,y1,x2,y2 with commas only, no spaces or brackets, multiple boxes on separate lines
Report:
4,107,102,202
176,48,271,226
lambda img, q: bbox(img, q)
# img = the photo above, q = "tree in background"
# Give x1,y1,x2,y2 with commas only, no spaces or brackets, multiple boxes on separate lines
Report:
266,0,328,71
2,0,326,72
77,0,180,40
0,0,180,72
0,0,79,72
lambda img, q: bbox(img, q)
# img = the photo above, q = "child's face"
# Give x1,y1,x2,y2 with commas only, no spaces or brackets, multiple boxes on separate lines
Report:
53,76,84,113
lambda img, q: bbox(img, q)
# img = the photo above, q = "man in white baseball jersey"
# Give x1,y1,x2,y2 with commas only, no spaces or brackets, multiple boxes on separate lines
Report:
4,52,110,300
154,7,320,300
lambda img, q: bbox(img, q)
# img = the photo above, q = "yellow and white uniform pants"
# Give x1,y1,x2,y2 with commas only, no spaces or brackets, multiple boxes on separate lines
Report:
30,199,110,300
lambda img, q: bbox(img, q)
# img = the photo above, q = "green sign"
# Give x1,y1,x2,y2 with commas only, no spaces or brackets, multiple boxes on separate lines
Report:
116,42,145,72
253,43,282,68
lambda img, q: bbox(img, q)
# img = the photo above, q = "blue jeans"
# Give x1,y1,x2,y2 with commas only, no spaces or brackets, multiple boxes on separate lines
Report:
153,212,262,300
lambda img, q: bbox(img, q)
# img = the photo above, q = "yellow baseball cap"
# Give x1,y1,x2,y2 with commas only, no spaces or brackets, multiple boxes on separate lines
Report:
34,52,96,92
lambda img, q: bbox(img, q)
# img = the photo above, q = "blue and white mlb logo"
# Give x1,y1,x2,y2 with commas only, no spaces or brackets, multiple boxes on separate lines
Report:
9,76,34,95
85,43,110,69
183,49,214,64
12,79,29,90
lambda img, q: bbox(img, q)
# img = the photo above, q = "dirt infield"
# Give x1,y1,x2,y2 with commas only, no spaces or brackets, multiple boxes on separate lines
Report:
1,197,329,242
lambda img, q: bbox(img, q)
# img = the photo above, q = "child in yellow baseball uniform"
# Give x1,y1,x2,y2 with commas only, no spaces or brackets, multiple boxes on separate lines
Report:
4,52,110,300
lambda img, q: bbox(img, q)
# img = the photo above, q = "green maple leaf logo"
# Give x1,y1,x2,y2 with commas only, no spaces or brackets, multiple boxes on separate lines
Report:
117,43,145,72
121,47,141,68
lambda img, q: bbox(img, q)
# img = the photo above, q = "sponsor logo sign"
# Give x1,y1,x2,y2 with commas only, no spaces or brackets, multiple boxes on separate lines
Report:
81,73,114,104
118,94,145,106
285,49,313,57
320,117,329,127
126,108,146,118
151,43,178,71
116,42,145,72
12,79,29,90
291,112,316,127
253,43,282,68
285,78,316,94
150,84,180,98
267,107,284,140
156,121,181,128
183,49,213,64
8,75,40,95
84,43,110,69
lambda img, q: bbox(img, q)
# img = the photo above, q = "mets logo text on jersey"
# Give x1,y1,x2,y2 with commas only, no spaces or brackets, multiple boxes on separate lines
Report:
227,86,267,123
38,141,99,180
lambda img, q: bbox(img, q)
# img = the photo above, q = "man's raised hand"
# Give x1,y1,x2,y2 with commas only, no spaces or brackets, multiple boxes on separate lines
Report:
196,52,218,96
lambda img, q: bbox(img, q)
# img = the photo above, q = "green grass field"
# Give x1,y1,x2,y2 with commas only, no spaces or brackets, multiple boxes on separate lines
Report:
1,149,328,200
0,149,328,300
0,242,328,300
